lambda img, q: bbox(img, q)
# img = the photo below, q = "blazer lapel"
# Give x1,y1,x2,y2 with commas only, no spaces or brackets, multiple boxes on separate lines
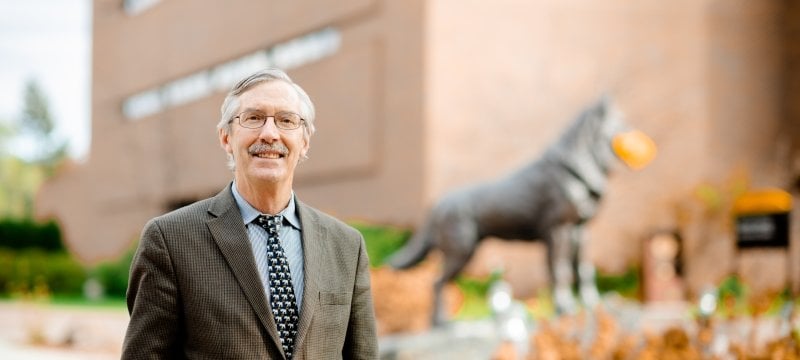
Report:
206,186,284,355
293,201,323,352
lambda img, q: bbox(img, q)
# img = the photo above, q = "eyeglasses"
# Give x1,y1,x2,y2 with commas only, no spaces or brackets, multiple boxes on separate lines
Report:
233,111,305,130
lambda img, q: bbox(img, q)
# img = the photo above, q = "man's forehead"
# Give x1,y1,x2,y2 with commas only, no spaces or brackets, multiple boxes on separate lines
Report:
239,81,299,105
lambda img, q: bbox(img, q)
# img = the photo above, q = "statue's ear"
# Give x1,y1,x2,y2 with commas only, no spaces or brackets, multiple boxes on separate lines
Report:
596,93,612,115
601,93,612,105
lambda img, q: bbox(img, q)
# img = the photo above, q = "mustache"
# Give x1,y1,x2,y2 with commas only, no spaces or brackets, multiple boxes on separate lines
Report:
248,142,289,156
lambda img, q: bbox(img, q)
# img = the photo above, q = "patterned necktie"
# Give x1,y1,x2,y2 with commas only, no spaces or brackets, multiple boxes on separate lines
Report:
255,215,299,359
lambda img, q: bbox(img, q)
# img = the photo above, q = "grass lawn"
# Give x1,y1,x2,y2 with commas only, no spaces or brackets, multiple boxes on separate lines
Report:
0,295,127,310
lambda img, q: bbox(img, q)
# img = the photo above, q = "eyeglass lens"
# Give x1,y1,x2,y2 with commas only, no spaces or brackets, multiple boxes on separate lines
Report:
238,111,302,130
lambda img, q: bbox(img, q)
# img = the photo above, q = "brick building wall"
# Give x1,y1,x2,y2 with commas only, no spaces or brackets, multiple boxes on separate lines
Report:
37,0,799,297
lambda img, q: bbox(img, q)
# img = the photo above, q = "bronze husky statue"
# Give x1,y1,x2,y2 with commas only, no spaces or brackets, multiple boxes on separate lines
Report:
388,96,656,326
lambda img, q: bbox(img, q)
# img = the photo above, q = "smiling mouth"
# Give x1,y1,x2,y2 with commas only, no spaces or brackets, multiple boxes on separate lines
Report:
253,152,284,159
248,142,289,159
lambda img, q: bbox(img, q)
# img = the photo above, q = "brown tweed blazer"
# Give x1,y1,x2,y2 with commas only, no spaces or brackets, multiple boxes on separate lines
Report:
122,185,378,359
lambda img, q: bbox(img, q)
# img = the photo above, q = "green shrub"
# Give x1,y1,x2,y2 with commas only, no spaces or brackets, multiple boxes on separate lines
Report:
350,222,411,268
90,245,136,299
596,266,640,299
452,272,503,320
0,218,65,252
0,249,86,297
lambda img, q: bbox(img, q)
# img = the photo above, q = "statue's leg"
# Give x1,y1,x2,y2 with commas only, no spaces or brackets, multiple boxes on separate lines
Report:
574,224,600,309
550,225,577,315
431,217,477,327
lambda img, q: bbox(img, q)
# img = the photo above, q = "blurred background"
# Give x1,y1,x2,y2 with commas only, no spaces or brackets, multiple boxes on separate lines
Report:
2,0,799,358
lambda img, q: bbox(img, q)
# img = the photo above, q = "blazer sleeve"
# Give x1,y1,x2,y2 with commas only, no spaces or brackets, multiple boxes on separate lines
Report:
122,219,182,359
343,233,379,359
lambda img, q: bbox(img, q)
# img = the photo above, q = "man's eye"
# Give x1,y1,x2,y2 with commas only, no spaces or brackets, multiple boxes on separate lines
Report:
246,114,263,122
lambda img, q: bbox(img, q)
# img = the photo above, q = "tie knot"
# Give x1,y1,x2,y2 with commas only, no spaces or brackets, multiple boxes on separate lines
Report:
255,214,283,234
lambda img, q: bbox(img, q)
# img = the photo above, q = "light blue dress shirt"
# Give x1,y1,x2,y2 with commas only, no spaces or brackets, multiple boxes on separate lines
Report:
231,183,305,312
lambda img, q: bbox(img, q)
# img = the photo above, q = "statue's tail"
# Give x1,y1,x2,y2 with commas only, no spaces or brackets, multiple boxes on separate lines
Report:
387,217,435,269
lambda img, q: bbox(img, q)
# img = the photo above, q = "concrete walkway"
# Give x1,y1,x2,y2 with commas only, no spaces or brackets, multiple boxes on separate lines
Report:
0,301,127,359
0,298,688,359
0,340,118,360
0,298,790,359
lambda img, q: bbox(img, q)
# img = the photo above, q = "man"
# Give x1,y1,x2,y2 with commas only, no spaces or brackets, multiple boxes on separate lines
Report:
122,68,378,359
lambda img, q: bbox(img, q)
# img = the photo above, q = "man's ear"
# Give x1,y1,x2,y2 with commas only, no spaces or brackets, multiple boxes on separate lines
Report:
219,127,232,155
299,138,310,163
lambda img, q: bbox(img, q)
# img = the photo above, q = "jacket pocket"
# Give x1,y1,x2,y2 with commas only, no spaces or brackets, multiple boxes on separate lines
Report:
320,291,350,305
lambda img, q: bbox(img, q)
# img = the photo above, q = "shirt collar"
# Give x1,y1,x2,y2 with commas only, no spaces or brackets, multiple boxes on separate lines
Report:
231,182,302,230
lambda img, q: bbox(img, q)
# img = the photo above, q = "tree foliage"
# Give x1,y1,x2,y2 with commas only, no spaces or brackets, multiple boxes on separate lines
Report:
16,79,67,169
20,80,55,136
0,79,67,218
0,156,46,218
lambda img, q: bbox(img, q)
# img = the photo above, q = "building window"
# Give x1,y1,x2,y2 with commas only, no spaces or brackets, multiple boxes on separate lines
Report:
122,27,341,120
123,0,162,15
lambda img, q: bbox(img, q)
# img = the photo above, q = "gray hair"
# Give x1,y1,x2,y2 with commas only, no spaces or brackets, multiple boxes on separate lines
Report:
217,68,316,170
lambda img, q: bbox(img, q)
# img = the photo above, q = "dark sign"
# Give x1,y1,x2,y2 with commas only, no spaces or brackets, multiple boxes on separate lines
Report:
735,212,789,248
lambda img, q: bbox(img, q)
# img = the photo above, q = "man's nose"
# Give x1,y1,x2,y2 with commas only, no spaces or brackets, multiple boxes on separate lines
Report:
258,117,281,140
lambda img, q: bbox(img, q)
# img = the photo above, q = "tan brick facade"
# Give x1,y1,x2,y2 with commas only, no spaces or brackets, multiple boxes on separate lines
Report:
37,0,800,296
